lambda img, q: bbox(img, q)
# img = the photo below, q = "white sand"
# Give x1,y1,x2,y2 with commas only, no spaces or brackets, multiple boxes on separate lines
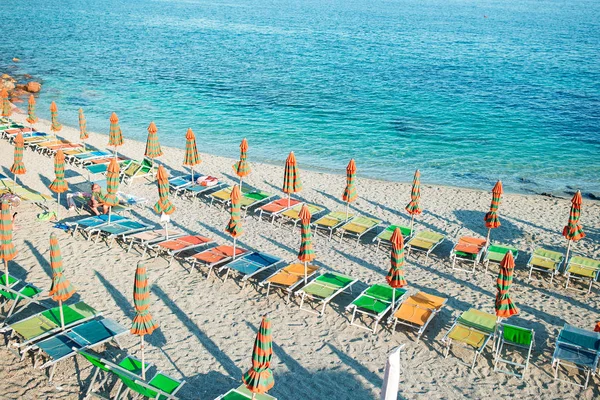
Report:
1,109,599,400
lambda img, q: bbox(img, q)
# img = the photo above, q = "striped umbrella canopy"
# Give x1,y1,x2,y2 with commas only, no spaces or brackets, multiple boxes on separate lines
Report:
131,262,158,379
562,190,585,263
26,95,38,125
79,108,88,149
183,128,201,181
108,112,123,156
1,88,11,118
405,169,422,234
386,227,406,311
101,158,120,222
282,151,302,207
298,204,315,283
48,233,75,329
495,251,518,319
49,150,68,220
10,132,26,177
225,185,243,259
145,121,163,160
153,165,176,216
50,101,62,133
242,315,275,397
342,159,357,219
0,200,17,286
233,138,251,185
484,180,503,244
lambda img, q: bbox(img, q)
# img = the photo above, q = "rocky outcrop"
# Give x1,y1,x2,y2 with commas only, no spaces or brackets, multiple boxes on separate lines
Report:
25,81,41,93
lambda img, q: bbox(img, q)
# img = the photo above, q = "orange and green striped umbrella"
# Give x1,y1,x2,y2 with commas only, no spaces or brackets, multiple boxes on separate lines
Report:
145,121,163,160
131,262,158,379
101,158,120,222
153,165,175,217
1,200,17,286
495,251,518,319
183,128,201,181
298,204,315,283
562,190,585,263
108,112,123,157
10,132,26,178
79,108,88,150
50,101,62,133
282,151,302,207
48,232,75,329
242,315,275,396
226,185,243,259
386,227,406,310
49,150,68,219
1,88,11,118
26,95,38,125
405,169,422,234
233,138,251,185
342,159,357,219
484,180,503,243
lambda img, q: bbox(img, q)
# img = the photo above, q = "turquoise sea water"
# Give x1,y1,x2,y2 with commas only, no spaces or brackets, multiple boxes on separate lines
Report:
2,0,599,194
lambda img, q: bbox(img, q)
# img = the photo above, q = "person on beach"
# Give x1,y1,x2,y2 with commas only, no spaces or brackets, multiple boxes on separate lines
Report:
89,183,107,215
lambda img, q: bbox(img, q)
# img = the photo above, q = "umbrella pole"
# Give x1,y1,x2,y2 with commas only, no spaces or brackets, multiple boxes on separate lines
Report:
13,174,16,190
410,214,415,236
233,238,237,260
190,166,194,183
59,300,65,329
165,220,169,240
141,335,146,380
56,192,60,220
4,259,8,288
251,394,256,400
304,261,308,285
345,202,349,220
485,228,491,245
564,240,572,275
108,206,111,224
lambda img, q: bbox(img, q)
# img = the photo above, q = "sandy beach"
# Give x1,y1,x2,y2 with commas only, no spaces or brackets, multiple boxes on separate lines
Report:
1,109,599,400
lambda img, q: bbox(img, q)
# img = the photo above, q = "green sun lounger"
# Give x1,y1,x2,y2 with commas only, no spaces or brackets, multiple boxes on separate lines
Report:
483,244,518,270
494,323,535,379
526,248,564,283
107,363,186,400
311,211,354,240
239,191,276,216
442,308,497,371
277,203,326,229
0,275,44,321
552,324,600,388
373,224,413,252
207,184,253,206
338,216,381,246
345,284,408,334
215,384,277,400
564,256,600,294
121,158,157,185
297,272,357,315
406,231,445,263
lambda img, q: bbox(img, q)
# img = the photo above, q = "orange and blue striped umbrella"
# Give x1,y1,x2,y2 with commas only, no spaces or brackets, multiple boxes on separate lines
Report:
484,180,503,243
145,121,163,159
153,165,175,215
233,138,251,185
282,151,302,207
101,158,120,207
49,150,68,194
1,200,17,285
342,159,357,218
50,101,62,133
1,88,11,118
10,132,26,176
26,95,38,125
79,108,88,143
131,262,158,379
298,204,315,283
183,128,201,181
242,315,275,396
495,251,518,318
108,112,123,156
48,233,75,328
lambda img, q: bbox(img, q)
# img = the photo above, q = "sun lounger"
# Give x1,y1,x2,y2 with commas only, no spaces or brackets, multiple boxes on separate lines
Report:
0,275,44,321
208,185,237,206
121,158,156,185
90,220,153,247
125,228,185,256
526,248,564,283
277,203,326,229
406,231,445,263
85,159,133,179
2,185,53,203
68,214,128,239
564,256,600,294
169,174,197,194
107,363,186,400
147,235,214,265
259,263,320,300
346,284,408,334
68,150,113,166
117,191,148,208
450,236,487,273
215,384,277,400
239,190,276,216
62,147,89,157
297,272,357,315
183,181,226,200
39,141,83,155
338,216,381,246
494,323,534,379
441,308,497,370
483,244,519,271
256,198,302,224
187,245,249,277
218,251,284,287
30,318,127,382
388,291,448,341
373,224,413,252
551,324,600,388
22,132,52,146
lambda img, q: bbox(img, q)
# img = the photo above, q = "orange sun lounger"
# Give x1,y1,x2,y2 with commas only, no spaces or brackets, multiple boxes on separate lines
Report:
450,236,487,273
186,245,248,277
388,291,448,341
259,263,320,300
149,235,214,265
256,198,302,224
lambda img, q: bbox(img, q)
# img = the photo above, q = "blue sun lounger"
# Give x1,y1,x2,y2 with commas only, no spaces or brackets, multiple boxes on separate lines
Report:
90,220,153,247
552,324,600,388
68,214,128,240
218,252,284,287
169,174,198,194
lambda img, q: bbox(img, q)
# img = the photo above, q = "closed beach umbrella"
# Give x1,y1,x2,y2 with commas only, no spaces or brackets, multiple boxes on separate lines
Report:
1,88,11,118
0,200,17,287
342,159,357,219
145,121,163,161
405,169,422,235
48,233,75,329
10,132,26,188
101,158,120,223
225,185,243,260
298,204,315,284
242,315,275,399
282,151,302,207
50,101,62,133
153,165,175,237
562,190,585,264
79,108,88,150
233,138,251,186
131,262,158,380
49,150,69,220
183,128,201,181
26,95,38,127
495,251,518,320
484,180,503,244
108,112,123,157
386,228,407,311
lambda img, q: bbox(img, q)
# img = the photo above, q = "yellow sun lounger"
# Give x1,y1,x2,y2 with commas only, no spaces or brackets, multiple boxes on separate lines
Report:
564,255,600,294
526,248,564,284
260,263,320,300
338,216,381,247
406,230,445,263
311,211,354,240
388,291,447,341
277,203,326,229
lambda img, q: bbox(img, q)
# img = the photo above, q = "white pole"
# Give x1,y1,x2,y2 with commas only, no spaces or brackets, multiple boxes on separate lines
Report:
56,192,60,220
59,299,65,329
485,228,491,245
141,335,146,380
564,240,572,275
232,237,237,260
409,214,415,236
190,166,194,183
304,261,308,285
165,220,169,240
108,206,112,224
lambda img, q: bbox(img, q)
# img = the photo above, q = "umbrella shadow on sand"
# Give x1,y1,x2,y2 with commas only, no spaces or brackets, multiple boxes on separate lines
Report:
453,209,524,241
